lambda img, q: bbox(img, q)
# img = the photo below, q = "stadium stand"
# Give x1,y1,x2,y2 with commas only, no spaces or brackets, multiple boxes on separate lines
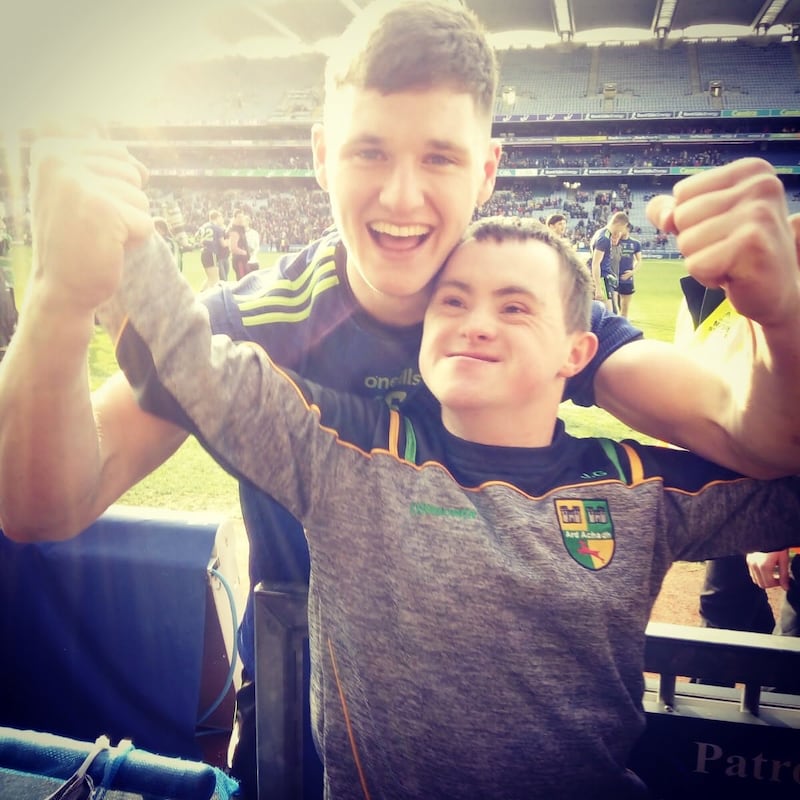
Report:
8,35,777,254
696,40,800,109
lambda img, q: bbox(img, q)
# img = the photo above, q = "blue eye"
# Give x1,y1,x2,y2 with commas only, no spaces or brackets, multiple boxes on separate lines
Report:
356,148,384,161
426,153,455,166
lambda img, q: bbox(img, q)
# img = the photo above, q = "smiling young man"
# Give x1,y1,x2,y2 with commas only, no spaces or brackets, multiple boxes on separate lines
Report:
96,214,800,799
3,2,800,797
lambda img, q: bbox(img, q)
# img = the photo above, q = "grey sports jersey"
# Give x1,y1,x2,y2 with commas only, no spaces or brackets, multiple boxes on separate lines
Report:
100,240,800,799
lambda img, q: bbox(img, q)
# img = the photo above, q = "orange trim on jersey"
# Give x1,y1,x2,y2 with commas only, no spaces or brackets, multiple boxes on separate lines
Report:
261,354,748,503
388,410,401,457
328,638,371,800
113,316,130,350
620,442,644,483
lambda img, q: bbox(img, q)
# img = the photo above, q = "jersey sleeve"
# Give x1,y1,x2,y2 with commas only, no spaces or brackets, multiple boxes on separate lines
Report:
622,440,800,561
564,302,643,407
592,233,609,254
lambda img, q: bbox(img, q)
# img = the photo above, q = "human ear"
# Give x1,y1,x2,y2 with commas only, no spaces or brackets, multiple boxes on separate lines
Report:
558,331,599,378
476,139,502,206
311,123,328,192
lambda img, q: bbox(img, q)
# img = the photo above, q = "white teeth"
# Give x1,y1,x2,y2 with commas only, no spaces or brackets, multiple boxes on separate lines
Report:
371,222,430,237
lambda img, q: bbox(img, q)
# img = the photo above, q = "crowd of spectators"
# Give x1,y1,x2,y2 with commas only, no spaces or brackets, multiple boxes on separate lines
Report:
501,145,737,171
131,146,313,172
133,175,715,255
148,186,334,253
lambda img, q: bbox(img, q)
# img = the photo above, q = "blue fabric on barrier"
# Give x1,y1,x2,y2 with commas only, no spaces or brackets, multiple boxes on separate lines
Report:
0,507,220,759
0,726,240,798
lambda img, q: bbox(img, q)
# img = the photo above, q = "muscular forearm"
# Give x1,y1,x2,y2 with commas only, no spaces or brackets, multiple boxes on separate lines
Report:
0,277,103,540
0,257,189,541
726,317,800,477
595,337,800,479
0,139,189,541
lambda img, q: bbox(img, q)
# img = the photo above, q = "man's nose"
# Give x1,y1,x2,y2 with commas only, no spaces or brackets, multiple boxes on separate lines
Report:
380,161,425,213
460,306,496,340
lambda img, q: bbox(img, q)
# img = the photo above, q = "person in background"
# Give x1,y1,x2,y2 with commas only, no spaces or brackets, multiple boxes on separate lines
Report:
227,208,250,280
196,209,228,289
616,223,642,319
695,546,800,693
0,221,17,352
546,211,568,241
590,211,629,312
244,215,260,274
748,548,800,639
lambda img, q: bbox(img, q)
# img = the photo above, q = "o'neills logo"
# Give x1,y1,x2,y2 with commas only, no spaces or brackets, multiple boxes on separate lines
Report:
363,368,421,391
410,503,478,520
554,499,615,570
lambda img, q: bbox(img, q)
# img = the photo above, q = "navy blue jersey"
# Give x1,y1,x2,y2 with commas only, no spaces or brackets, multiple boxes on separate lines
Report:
202,230,641,408
619,236,642,275
590,227,617,277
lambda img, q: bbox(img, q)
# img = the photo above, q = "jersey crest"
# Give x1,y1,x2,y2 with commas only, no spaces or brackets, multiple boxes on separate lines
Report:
554,498,615,570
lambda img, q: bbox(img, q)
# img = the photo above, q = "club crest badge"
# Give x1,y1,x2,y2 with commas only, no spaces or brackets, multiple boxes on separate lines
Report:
554,499,615,570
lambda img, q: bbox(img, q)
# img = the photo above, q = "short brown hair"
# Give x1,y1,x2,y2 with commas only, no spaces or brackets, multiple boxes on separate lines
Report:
325,0,498,120
460,216,593,333
608,211,629,227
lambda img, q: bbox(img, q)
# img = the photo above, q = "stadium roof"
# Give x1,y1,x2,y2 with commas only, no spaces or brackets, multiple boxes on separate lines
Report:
206,0,800,57
3,0,797,131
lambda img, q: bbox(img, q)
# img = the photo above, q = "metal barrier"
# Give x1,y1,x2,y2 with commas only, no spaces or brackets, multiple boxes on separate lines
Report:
254,586,800,800
632,622,800,799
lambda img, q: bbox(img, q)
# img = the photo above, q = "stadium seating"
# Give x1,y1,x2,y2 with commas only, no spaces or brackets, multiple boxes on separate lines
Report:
95,39,800,124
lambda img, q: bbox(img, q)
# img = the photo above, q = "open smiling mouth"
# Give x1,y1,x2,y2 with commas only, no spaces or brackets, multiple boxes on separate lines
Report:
369,221,431,250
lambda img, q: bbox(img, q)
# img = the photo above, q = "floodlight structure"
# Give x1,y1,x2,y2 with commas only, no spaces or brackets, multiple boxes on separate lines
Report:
709,79,724,110
602,82,617,112
502,86,517,107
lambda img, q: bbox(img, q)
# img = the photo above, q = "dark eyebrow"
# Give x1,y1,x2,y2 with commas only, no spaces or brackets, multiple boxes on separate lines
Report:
344,133,468,155
427,138,468,154
435,278,541,304
434,278,470,294
495,285,538,299
344,134,383,147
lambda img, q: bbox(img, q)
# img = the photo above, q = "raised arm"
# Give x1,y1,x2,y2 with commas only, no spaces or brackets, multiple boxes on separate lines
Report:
595,158,800,478
0,140,188,541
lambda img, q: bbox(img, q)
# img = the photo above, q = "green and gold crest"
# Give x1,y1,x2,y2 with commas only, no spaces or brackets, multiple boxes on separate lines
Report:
554,498,615,570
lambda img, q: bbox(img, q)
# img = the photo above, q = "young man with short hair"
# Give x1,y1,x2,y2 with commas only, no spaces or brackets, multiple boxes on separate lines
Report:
196,209,228,288
545,211,568,238
98,213,800,799
590,210,630,311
